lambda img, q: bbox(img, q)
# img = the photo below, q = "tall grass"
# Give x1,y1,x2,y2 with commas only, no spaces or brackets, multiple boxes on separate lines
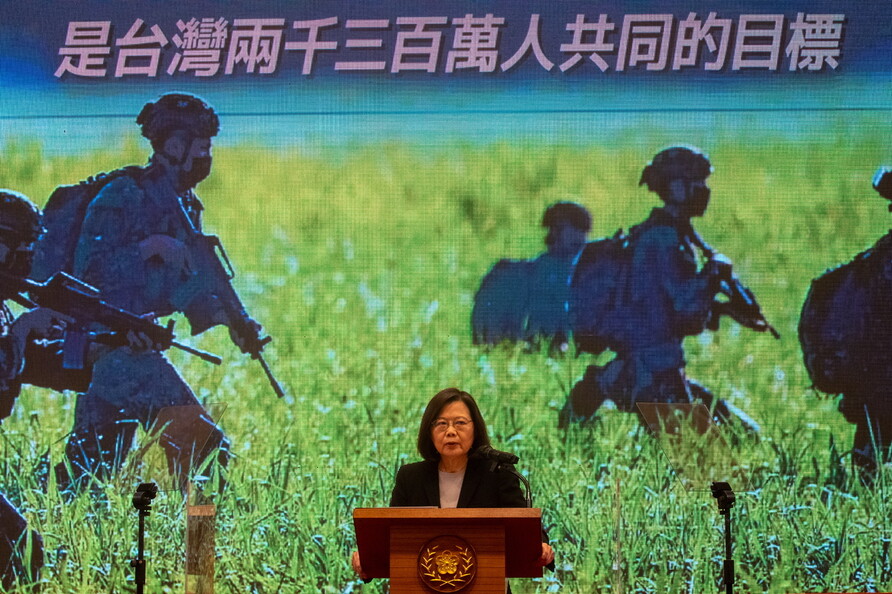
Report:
0,114,889,592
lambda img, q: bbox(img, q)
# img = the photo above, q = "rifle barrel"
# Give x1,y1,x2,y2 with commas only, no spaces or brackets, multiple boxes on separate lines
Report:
257,353,285,398
171,340,223,365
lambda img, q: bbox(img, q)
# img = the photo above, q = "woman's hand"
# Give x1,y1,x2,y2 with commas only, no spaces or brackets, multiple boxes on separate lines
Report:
351,550,368,580
539,542,555,566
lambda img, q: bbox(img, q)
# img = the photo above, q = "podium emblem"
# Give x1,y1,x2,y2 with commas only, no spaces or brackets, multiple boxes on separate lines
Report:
418,535,477,592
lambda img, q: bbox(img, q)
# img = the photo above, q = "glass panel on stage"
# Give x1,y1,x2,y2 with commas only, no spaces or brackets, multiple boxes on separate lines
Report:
133,402,228,594
636,402,753,493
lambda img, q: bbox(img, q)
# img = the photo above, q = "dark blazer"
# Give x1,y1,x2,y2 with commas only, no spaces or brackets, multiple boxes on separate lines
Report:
390,456,527,508
388,455,553,589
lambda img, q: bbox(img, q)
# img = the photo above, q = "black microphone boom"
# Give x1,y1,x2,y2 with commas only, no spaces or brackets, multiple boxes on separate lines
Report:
477,445,519,465
478,445,531,507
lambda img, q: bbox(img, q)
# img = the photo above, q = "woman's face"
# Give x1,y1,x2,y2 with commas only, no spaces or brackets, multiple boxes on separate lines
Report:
431,400,475,462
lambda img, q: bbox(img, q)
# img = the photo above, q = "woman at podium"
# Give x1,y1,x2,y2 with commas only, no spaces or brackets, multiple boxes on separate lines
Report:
352,387,554,581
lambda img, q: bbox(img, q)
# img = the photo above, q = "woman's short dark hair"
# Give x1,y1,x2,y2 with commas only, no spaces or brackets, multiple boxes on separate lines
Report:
417,388,491,461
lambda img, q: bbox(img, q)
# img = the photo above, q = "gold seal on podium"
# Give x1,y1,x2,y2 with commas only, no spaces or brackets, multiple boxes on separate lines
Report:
418,535,477,592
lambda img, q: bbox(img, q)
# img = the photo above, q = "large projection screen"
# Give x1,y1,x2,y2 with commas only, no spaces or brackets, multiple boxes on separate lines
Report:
0,2,890,592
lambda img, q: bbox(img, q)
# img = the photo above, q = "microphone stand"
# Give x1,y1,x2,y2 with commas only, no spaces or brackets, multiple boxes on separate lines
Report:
131,483,158,594
480,446,532,507
498,462,533,508
487,452,555,574
710,481,735,594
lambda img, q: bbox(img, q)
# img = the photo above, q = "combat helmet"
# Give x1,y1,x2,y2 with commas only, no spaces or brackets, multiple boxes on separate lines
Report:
542,201,592,233
0,190,41,244
137,93,219,145
873,166,892,208
639,146,712,195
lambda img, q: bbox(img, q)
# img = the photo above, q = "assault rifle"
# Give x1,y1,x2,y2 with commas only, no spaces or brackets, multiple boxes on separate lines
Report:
0,270,222,369
183,232,285,398
690,231,780,340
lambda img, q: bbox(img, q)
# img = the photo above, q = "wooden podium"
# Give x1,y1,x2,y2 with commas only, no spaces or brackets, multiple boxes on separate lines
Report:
354,508,543,593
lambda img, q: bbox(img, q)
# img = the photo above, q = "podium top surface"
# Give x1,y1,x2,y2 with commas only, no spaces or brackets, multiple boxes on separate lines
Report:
354,507,541,521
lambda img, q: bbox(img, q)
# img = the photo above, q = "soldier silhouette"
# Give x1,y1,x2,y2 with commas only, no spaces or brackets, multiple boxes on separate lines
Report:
800,166,892,480
472,201,591,351
561,147,767,431
0,190,78,587
43,94,264,494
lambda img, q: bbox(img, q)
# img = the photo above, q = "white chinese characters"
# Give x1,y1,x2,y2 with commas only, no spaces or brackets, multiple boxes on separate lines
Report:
55,12,848,79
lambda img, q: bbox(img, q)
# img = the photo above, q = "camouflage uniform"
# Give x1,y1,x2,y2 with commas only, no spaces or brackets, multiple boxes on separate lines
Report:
845,170,892,475
801,168,892,477
0,307,26,418
0,302,84,587
0,191,47,588
472,202,591,349
563,147,757,428
565,207,718,419
524,252,578,342
0,307,43,589
58,95,229,491
838,234,892,474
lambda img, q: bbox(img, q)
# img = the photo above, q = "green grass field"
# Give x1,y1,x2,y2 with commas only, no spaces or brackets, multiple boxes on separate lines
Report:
0,113,890,592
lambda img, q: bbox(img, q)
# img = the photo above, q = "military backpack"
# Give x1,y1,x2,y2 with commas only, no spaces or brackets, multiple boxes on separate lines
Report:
569,230,633,355
31,166,142,282
799,233,892,394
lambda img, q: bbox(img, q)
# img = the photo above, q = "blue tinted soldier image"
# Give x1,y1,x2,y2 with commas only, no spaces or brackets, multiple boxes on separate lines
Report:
56,94,260,493
0,191,64,588
472,201,591,351
561,147,759,430
800,167,892,480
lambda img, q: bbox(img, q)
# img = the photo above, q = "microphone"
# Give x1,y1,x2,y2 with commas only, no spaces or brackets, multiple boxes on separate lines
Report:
477,445,519,465
478,445,531,507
